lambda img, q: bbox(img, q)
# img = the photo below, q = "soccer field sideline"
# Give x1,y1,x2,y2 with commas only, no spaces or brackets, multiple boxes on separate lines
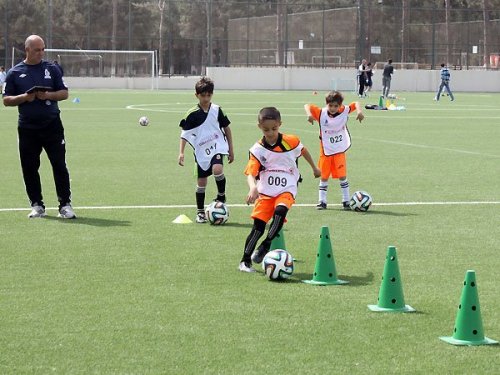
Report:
1,200,499,213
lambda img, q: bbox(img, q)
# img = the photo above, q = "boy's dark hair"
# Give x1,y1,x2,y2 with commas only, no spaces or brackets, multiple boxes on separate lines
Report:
195,76,214,94
258,107,281,122
388,59,392,64
440,63,445,68
325,91,344,105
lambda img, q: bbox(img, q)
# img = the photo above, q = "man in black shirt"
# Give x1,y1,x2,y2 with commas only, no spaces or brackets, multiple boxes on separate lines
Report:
382,59,394,98
3,35,76,219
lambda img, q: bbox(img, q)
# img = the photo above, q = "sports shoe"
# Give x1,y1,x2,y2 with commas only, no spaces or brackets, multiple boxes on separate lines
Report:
58,205,76,219
238,261,256,273
316,202,327,210
251,242,270,264
342,201,351,211
28,205,46,218
196,212,208,223
214,194,226,203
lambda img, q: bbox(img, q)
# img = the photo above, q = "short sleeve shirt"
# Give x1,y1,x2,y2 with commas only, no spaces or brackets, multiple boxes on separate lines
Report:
179,103,230,131
3,60,68,128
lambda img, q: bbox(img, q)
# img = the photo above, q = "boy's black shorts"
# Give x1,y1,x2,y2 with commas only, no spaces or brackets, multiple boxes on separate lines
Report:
197,154,224,178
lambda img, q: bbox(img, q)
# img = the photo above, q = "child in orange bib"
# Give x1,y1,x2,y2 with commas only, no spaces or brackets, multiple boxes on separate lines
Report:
304,90,364,210
239,107,320,273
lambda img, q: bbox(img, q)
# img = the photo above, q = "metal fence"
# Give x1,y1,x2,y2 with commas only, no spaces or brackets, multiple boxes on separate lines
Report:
1,1,499,76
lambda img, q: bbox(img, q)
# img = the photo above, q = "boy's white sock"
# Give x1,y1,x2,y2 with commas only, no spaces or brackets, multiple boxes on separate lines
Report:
340,179,350,202
319,181,328,203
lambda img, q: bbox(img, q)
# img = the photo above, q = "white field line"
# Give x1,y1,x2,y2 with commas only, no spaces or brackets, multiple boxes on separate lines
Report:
360,138,500,158
0,201,499,213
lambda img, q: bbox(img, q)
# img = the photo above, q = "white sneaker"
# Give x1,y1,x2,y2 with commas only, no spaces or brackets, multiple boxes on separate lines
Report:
28,205,46,218
58,205,76,219
239,261,256,273
196,212,208,223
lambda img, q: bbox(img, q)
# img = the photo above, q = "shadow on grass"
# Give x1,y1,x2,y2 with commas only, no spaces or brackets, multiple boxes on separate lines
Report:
288,271,374,286
326,208,416,217
338,272,374,286
219,222,253,228
361,209,417,217
44,216,131,227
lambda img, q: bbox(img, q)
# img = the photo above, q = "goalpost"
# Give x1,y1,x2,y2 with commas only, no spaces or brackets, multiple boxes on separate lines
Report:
43,49,157,89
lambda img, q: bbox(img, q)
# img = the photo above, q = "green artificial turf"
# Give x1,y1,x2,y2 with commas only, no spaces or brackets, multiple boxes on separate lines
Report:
1,90,499,374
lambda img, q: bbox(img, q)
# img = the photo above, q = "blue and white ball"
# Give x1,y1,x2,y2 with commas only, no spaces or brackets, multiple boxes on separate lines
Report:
349,190,373,212
205,201,229,225
262,249,294,280
139,116,149,126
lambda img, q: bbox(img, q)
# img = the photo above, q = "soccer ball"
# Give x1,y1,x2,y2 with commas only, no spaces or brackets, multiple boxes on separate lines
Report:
139,116,149,126
349,190,373,212
262,249,294,281
205,201,229,225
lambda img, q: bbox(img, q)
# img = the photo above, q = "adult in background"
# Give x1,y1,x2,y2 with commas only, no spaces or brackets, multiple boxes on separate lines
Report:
434,63,454,101
0,66,7,88
357,59,367,98
382,59,394,98
364,62,373,96
2,35,76,219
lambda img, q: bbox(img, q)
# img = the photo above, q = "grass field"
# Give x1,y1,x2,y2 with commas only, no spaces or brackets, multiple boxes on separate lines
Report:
1,89,499,374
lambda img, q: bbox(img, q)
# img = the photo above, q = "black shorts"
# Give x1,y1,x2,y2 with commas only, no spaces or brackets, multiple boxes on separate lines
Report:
197,154,224,178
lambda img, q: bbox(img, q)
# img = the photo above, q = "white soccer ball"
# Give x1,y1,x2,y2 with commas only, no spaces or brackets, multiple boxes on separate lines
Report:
262,249,294,281
139,116,149,126
205,201,229,225
349,190,373,212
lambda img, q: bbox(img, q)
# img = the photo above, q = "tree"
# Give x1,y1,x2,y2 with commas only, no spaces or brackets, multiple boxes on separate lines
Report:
482,0,491,68
157,0,167,74
444,0,452,64
276,1,286,66
401,0,408,63
111,0,118,76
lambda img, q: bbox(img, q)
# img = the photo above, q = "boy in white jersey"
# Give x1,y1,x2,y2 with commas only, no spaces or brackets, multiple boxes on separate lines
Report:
178,77,234,223
304,91,364,210
239,107,321,273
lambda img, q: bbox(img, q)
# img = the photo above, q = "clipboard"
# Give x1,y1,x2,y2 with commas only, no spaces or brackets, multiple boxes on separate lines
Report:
26,86,52,94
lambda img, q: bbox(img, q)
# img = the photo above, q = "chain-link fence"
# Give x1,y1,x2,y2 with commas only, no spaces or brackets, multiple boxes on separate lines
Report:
1,0,499,76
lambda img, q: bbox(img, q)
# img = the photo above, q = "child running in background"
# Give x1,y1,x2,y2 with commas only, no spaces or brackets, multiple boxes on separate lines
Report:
239,107,320,272
178,76,234,223
304,90,364,210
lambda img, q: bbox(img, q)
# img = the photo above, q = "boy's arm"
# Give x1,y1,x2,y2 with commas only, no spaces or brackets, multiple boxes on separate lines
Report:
245,155,260,204
351,102,365,123
246,174,259,205
301,147,321,178
224,126,234,163
178,138,187,166
304,104,320,125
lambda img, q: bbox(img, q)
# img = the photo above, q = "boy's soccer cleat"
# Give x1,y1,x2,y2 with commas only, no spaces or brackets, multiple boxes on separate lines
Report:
28,205,47,218
251,242,270,264
58,205,76,219
316,202,327,210
342,201,351,211
196,212,208,223
238,261,256,273
214,194,226,203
